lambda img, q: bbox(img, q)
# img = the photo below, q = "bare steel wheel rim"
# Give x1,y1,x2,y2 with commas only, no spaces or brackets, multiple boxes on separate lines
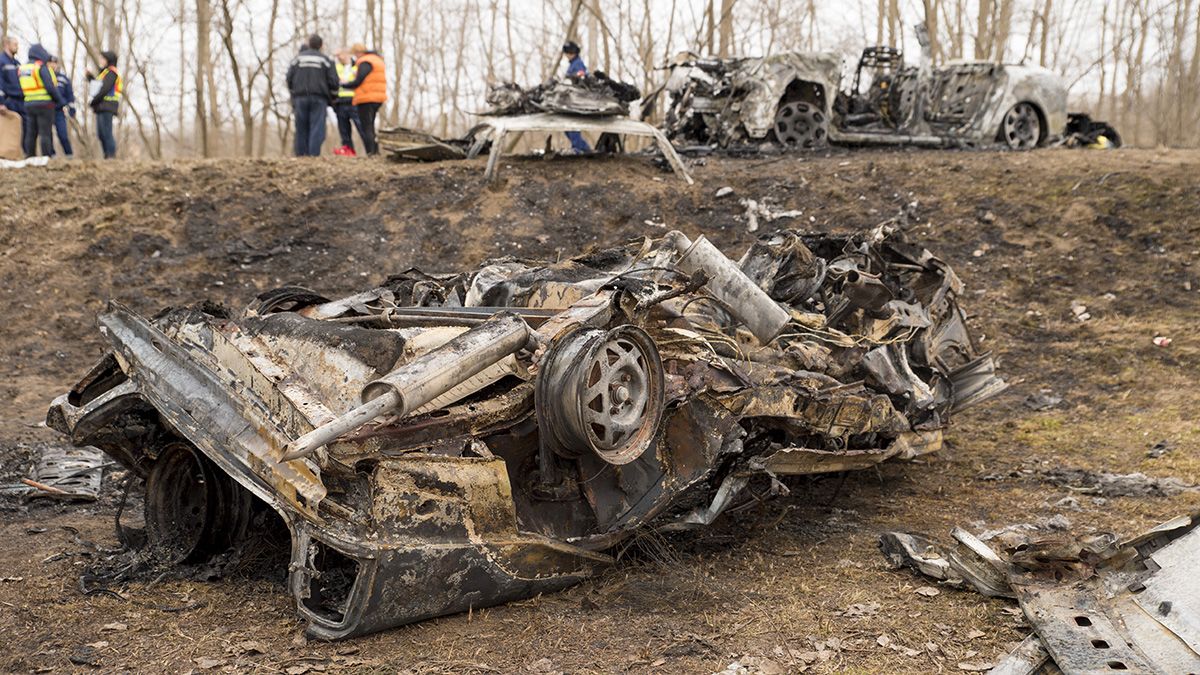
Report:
539,325,664,465
582,334,651,453
773,101,828,148
1003,103,1041,149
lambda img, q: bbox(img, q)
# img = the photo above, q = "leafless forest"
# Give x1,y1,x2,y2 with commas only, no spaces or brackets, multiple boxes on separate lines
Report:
5,0,1199,157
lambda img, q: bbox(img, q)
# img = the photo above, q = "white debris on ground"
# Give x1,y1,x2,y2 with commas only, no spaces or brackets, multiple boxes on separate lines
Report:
739,198,803,232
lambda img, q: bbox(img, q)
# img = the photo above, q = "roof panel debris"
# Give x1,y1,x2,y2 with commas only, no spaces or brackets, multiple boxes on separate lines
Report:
49,225,1003,639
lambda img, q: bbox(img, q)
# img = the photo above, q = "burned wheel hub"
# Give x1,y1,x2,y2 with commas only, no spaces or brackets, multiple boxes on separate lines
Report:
1002,102,1041,149
772,101,828,148
539,325,664,465
145,442,253,563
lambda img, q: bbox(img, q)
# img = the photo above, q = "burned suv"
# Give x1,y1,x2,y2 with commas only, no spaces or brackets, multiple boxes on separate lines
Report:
48,226,1004,639
664,26,1108,151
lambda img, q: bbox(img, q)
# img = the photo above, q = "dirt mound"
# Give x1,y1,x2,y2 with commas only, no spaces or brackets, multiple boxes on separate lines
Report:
1,149,1198,672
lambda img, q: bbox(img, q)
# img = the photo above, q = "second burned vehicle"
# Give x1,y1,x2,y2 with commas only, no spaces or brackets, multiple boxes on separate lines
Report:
663,27,1116,151
48,224,1005,639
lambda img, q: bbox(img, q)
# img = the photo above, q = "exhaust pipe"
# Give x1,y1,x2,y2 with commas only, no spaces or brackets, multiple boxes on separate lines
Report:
281,312,532,461
665,231,790,343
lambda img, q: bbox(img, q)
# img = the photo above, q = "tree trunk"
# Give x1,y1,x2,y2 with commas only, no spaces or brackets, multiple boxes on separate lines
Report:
717,0,735,57
922,0,940,65
195,0,211,157
975,0,991,60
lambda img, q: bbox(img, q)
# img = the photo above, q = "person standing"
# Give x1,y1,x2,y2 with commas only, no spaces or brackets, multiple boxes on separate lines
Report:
341,43,386,156
85,50,121,159
49,57,75,157
560,41,591,154
286,34,337,157
332,49,361,156
18,43,65,158
0,37,23,127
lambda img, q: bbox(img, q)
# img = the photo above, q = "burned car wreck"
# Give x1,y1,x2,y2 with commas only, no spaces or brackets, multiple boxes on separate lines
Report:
486,73,641,117
664,26,1111,151
48,227,1005,639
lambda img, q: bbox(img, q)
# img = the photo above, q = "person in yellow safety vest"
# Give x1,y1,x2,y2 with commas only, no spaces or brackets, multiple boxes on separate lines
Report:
18,43,66,158
333,50,361,156
85,50,121,159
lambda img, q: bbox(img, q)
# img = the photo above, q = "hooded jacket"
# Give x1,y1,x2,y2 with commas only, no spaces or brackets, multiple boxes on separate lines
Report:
286,47,338,102
21,44,65,110
0,49,20,111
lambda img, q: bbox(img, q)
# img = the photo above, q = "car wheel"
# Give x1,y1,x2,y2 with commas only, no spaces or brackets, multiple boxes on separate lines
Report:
145,442,254,563
1001,103,1042,149
772,101,828,149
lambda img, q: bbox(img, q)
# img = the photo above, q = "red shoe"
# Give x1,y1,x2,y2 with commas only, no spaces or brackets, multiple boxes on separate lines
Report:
333,145,349,156
343,146,357,157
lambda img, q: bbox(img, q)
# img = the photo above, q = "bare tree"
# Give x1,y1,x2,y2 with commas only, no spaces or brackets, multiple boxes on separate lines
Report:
195,0,211,156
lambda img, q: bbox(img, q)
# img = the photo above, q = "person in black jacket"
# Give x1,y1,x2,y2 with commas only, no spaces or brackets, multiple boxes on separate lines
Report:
84,50,121,159
19,43,65,158
1,36,23,120
286,34,337,157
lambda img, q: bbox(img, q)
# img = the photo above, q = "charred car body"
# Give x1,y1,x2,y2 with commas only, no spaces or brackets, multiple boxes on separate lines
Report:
486,73,642,117
49,227,1005,639
664,27,1112,151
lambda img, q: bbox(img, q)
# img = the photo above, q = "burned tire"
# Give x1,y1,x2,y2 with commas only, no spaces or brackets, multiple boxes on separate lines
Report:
245,286,330,317
1000,102,1042,149
771,101,828,149
145,442,254,563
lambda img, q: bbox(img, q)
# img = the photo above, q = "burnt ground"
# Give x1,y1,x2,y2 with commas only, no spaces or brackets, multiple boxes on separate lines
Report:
0,148,1198,673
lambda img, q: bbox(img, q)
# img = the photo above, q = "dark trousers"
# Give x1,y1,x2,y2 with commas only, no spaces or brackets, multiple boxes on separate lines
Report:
293,95,328,157
565,131,591,153
95,111,117,158
356,102,381,155
54,109,73,156
334,101,361,151
22,106,55,158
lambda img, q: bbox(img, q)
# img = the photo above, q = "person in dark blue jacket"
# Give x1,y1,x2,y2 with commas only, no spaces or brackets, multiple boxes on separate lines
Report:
0,36,23,120
49,56,74,157
19,43,65,158
561,41,591,154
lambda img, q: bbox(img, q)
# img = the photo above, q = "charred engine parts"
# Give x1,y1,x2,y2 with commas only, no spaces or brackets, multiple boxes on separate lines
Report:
486,73,641,117
49,226,1005,639
283,312,533,460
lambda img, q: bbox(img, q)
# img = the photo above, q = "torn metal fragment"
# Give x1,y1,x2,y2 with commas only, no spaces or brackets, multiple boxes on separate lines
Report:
879,528,1013,598
27,446,107,500
987,634,1052,675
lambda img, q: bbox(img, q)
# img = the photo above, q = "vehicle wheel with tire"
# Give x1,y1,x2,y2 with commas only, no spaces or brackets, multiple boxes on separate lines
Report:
772,100,828,149
1000,102,1042,149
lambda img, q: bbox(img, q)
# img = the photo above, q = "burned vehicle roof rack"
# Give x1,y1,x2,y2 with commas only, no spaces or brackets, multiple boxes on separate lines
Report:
48,224,1005,639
